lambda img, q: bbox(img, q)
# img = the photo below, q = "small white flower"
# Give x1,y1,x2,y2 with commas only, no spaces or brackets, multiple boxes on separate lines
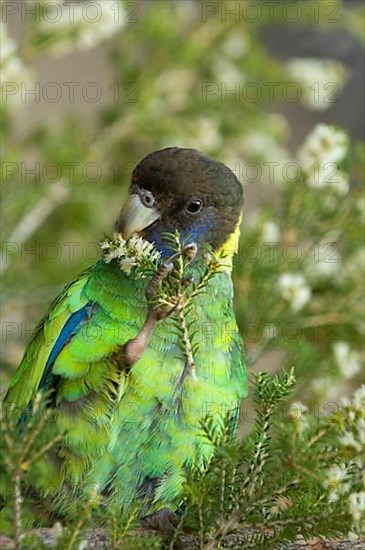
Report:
100,233,160,275
100,240,111,250
340,431,362,452
298,124,349,193
339,396,352,408
242,131,273,156
119,257,137,275
221,32,249,59
305,238,341,281
352,386,365,411
213,57,243,88
53,522,63,537
261,221,280,243
155,68,195,111
285,58,347,112
194,117,222,152
267,113,290,141
302,124,348,163
310,169,349,195
0,24,16,64
102,233,127,263
240,131,292,180
311,377,330,397
287,401,308,419
287,402,309,432
278,273,311,312
39,0,125,55
325,463,347,486
0,22,32,107
333,342,361,379
332,171,350,195
324,463,348,501
348,491,365,522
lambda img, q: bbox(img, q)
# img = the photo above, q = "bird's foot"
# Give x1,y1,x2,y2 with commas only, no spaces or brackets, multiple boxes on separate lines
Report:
141,508,178,537
124,243,197,366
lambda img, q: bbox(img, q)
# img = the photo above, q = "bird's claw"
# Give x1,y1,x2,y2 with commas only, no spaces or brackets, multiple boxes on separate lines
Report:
182,242,198,264
124,243,197,366
145,261,174,302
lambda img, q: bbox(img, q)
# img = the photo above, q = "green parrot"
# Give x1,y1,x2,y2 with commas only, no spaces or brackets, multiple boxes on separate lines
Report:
4,147,247,529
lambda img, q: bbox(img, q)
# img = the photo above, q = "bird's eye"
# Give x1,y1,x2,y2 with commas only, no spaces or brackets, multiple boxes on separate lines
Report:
140,190,155,208
186,199,203,214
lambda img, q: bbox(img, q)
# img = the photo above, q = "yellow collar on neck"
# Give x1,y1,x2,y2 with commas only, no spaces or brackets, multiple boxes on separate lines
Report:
217,214,242,271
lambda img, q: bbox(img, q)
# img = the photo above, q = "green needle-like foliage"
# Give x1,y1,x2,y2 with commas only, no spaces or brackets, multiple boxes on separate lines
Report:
1,370,364,548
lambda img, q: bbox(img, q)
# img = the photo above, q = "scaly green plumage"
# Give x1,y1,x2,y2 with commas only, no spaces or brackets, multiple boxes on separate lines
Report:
4,147,247,521
5,255,246,512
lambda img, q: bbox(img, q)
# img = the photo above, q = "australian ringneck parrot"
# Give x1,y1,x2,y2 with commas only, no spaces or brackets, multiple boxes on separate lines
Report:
3,147,247,526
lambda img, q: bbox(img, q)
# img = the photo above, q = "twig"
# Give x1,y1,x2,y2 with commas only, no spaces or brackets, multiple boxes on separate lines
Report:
177,306,196,378
1,182,69,275
23,433,63,470
220,456,226,518
169,506,188,550
13,471,22,550
306,428,329,449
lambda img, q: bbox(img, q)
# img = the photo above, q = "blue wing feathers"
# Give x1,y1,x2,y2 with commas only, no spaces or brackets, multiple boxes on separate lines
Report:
18,303,95,425
39,303,95,392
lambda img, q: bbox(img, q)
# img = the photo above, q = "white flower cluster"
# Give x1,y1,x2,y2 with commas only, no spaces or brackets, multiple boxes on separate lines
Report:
325,463,349,501
324,387,365,534
278,272,311,312
39,0,125,55
0,23,31,107
261,220,280,242
333,342,362,380
221,32,249,60
286,401,309,433
339,386,365,453
100,233,160,275
337,387,365,531
304,233,341,281
241,130,291,167
298,124,349,194
155,68,196,112
285,58,347,112
213,56,243,89
349,491,365,523
194,116,222,152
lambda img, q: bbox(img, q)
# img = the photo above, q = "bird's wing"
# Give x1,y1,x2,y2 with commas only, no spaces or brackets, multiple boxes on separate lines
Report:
5,260,146,416
4,260,148,487
5,270,92,411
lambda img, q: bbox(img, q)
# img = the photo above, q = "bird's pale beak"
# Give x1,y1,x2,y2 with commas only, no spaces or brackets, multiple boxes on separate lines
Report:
116,194,160,240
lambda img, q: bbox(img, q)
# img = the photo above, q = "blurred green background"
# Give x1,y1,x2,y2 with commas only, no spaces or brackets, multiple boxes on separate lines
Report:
1,0,364,412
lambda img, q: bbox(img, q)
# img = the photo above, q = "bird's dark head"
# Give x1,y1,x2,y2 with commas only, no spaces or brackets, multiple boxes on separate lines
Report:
116,147,244,257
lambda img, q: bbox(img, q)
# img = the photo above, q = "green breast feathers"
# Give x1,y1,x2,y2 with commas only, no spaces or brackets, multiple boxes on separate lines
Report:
4,147,247,521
